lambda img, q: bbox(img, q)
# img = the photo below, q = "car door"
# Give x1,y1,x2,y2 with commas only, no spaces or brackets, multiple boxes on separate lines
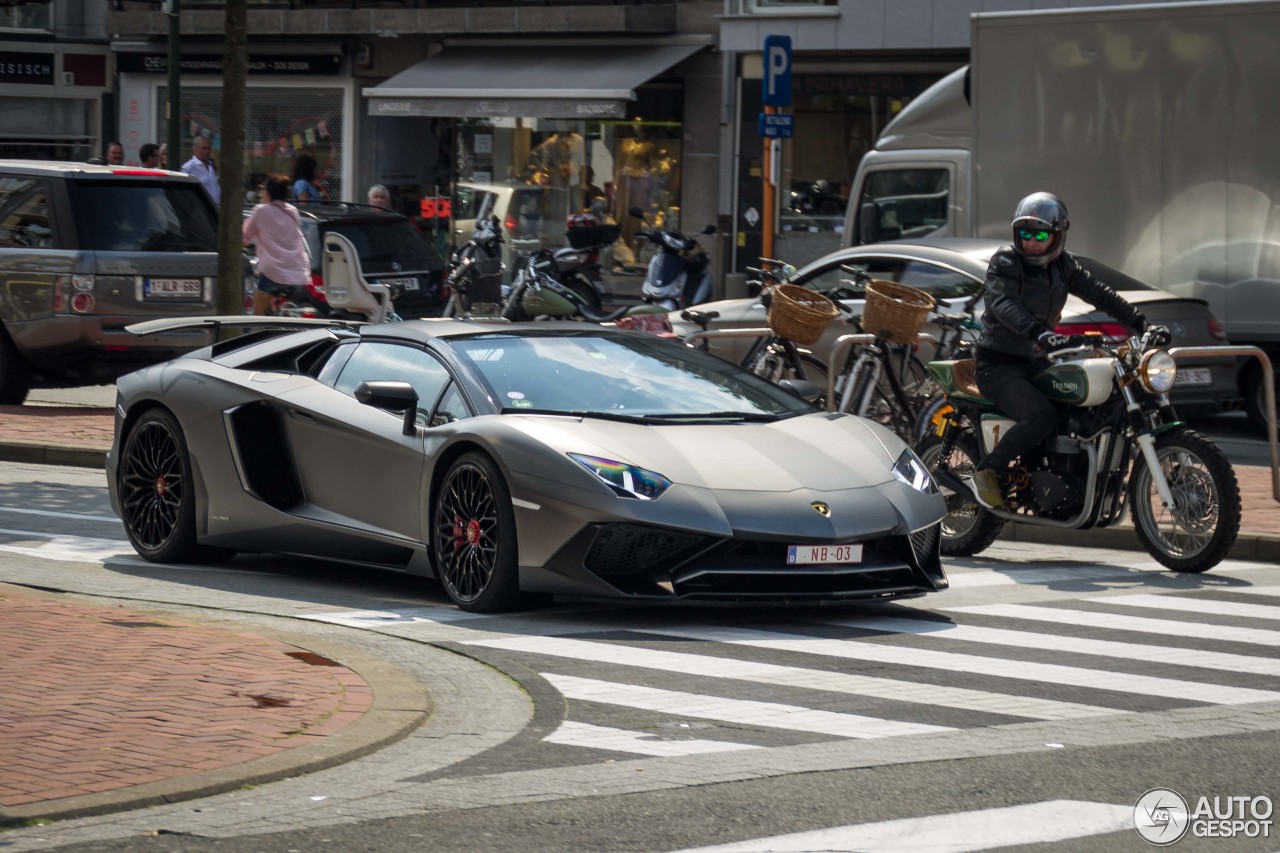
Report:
277,340,458,543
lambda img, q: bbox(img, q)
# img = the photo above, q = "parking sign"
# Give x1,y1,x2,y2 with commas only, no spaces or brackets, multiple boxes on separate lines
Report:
762,35,792,107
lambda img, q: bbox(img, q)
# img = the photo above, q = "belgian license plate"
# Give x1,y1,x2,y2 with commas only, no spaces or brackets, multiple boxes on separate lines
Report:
1174,367,1212,386
144,277,202,299
376,276,419,291
787,543,864,565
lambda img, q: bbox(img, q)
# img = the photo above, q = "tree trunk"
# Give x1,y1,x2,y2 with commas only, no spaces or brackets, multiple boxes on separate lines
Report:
216,0,248,319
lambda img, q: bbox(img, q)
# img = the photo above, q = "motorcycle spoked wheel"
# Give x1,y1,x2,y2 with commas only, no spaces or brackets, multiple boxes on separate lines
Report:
1129,427,1241,573
915,432,1005,557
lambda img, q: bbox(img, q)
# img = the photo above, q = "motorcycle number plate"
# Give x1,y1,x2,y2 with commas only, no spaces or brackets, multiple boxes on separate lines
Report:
786,544,863,565
376,276,419,291
1173,367,1211,386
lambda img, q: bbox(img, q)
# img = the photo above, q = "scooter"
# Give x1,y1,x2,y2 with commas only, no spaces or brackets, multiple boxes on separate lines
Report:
442,210,505,318
628,207,716,311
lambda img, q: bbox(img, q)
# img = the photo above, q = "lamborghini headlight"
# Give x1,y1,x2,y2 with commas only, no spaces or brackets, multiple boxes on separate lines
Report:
1139,349,1178,394
569,453,672,500
892,448,938,494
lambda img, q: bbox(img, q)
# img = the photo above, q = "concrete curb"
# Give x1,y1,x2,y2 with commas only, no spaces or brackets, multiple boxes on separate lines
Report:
0,440,107,470
0,595,433,827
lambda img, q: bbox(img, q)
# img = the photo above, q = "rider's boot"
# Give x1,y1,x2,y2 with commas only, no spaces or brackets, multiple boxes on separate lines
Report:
971,466,1005,510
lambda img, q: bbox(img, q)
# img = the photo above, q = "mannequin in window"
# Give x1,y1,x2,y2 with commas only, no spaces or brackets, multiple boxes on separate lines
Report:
614,133,658,254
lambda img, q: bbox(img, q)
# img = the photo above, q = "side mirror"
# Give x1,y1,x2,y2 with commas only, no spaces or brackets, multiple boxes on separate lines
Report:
701,224,716,235
628,207,646,220
355,380,419,435
858,202,880,245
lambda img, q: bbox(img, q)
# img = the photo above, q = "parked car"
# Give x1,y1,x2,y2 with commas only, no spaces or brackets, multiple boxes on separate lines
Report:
0,160,226,404
244,202,446,319
454,182,569,276
109,317,946,611
671,237,1238,418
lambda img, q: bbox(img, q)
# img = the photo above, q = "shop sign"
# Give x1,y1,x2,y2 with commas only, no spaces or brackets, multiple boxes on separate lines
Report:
0,51,54,85
116,53,342,76
369,97,626,119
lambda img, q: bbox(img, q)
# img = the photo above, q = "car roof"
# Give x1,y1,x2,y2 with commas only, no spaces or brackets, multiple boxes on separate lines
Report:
358,318,624,344
289,202,411,223
797,237,1006,280
0,159,199,182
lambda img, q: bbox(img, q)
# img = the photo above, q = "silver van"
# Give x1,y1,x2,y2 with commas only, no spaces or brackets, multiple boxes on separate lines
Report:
0,160,221,404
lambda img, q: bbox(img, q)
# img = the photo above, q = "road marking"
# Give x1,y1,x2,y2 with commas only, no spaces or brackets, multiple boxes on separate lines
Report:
0,527,130,563
0,506,119,522
637,625,1280,706
467,635,1116,720
544,674,951,739
1223,586,1280,597
670,800,1133,853
1102,593,1280,622
544,721,758,757
300,608,486,627
946,602,1280,647
818,614,1280,676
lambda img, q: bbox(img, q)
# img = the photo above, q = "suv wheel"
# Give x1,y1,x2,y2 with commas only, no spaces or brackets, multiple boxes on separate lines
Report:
0,326,31,405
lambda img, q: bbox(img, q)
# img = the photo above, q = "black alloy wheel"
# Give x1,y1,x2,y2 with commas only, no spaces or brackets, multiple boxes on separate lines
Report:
432,452,522,612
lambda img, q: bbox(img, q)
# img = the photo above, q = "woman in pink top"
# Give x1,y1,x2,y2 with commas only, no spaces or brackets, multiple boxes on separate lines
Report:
243,174,311,315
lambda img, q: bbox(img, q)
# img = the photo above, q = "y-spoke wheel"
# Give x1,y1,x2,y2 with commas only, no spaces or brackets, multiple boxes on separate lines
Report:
432,452,521,612
119,408,232,563
1130,428,1240,572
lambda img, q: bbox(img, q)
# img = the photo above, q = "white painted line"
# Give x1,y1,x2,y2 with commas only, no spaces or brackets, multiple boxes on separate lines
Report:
819,614,1280,677
1103,593,1280,622
544,674,951,739
299,608,484,627
670,800,1133,853
1222,586,1280,597
638,626,1280,706
468,635,1116,721
944,561,1266,588
0,506,119,522
544,721,758,757
0,527,131,564
946,603,1280,647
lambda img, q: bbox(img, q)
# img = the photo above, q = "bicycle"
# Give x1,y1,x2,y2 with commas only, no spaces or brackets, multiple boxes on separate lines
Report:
737,258,834,394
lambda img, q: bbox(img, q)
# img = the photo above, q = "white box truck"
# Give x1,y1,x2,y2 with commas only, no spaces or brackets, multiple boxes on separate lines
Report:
844,0,1280,426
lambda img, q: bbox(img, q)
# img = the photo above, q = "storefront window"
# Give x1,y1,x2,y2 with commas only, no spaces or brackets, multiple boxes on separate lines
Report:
0,4,52,30
158,85,346,206
0,97,95,161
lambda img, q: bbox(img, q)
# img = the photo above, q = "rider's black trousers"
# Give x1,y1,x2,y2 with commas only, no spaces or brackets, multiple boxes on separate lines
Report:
974,352,1058,471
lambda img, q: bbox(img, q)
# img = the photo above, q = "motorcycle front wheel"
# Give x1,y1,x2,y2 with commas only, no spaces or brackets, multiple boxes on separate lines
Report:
1129,427,1241,573
916,432,1004,557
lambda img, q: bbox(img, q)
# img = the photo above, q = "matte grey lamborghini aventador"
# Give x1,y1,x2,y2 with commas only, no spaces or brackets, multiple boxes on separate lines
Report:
108,318,947,611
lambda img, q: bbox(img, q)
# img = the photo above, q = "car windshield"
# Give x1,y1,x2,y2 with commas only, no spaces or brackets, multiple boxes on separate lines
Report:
303,219,442,274
71,181,218,252
451,332,814,420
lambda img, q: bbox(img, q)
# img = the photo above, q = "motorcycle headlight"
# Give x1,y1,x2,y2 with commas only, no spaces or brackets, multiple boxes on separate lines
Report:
569,453,672,500
892,448,937,494
1139,349,1178,394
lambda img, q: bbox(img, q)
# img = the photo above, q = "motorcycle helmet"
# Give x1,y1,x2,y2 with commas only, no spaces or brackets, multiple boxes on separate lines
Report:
1011,192,1069,267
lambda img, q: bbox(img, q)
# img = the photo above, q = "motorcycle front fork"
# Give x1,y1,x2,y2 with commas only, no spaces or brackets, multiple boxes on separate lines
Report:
1122,382,1177,509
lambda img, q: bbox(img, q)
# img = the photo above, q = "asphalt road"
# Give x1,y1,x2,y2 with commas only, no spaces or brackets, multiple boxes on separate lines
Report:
1,460,1278,852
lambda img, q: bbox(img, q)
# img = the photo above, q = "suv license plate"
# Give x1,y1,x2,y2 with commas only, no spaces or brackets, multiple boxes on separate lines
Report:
786,544,863,565
144,278,203,299
376,276,419,291
1174,367,1212,386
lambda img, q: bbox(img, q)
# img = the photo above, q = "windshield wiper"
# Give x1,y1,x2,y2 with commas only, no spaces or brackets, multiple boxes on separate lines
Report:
646,411,783,422
500,407,659,424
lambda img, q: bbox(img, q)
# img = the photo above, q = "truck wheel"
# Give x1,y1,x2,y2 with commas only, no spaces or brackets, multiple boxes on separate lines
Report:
0,327,31,405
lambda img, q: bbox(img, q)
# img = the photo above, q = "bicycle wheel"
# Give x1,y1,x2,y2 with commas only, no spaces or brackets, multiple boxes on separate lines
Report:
863,352,927,440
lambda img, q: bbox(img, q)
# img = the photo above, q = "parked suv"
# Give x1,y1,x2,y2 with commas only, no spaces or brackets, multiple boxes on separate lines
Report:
292,203,446,318
0,160,223,404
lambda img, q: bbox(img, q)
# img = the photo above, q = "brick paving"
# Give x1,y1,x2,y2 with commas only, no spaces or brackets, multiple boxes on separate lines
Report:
0,588,371,810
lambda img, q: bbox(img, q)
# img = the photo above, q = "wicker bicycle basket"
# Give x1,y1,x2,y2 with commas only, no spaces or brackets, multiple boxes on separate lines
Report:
767,284,840,345
861,279,936,343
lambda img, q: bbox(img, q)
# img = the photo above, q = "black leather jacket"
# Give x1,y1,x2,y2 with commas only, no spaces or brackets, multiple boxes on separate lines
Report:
976,246,1144,359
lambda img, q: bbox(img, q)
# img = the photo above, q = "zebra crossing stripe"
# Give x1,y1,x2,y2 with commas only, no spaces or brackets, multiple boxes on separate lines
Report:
945,603,1280,647
637,626,1280,706
543,674,952,739
818,614,1280,677
0,527,130,564
1221,586,1280,597
669,800,1133,853
467,635,1117,720
544,721,758,757
1103,593,1280,622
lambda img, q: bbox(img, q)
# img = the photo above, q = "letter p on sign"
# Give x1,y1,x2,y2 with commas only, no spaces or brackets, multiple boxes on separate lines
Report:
763,35,792,107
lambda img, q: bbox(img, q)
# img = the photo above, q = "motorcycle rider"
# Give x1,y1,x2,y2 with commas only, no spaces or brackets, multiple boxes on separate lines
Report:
970,192,1169,508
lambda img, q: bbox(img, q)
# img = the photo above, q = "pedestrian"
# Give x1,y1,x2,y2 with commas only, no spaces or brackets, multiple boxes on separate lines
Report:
182,136,220,203
367,184,391,209
139,142,161,169
158,143,169,168
969,192,1170,509
242,175,310,316
291,153,323,204
104,142,124,165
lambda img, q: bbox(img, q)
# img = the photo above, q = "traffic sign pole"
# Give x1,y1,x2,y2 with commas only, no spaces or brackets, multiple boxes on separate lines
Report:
762,105,776,262
760,35,791,266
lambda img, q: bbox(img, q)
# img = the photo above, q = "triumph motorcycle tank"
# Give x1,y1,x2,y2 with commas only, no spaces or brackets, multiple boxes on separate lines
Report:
1031,358,1115,407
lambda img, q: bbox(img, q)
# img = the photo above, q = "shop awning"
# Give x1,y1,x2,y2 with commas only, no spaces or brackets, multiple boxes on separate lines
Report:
363,43,706,120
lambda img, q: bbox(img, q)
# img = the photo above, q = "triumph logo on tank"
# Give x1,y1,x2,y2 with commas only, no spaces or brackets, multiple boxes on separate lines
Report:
1050,378,1078,395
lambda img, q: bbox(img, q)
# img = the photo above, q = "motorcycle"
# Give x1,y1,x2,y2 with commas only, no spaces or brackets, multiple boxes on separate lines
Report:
442,208,505,318
501,248,673,333
627,207,716,311
916,329,1241,573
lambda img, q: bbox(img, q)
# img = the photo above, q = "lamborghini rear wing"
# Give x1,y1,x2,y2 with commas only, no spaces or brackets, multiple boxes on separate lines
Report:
126,316,366,337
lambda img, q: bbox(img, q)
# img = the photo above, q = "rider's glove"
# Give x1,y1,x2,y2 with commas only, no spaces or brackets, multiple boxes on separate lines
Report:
1146,323,1173,347
1037,330,1089,351
1132,312,1147,334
